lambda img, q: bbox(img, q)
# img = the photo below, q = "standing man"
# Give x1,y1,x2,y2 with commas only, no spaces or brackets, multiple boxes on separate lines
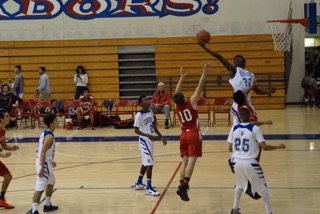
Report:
150,82,171,129
8,65,24,99
31,114,59,214
228,108,285,214
132,95,167,196
35,67,51,101
173,62,211,201
0,109,20,209
198,44,276,125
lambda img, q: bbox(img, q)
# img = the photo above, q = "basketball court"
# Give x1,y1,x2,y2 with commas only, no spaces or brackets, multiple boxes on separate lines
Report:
0,106,319,214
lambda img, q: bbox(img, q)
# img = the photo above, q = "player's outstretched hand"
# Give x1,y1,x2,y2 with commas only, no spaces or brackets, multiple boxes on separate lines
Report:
278,144,286,149
161,137,167,146
0,152,11,158
180,67,187,78
197,42,205,48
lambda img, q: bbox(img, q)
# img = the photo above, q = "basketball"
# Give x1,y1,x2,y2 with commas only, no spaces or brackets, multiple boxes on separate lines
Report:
196,29,211,44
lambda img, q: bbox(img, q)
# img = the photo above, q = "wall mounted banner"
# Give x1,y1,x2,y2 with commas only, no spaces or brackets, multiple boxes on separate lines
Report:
0,0,220,20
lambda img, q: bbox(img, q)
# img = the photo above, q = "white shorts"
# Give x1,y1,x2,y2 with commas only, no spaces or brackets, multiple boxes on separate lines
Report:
233,158,267,194
35,160,55,191
231,102,241,125
139,136,154,166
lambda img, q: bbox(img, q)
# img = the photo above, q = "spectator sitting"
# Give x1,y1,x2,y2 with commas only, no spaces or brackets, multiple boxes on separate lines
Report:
77,88,95,130
301,70,320,106
0,84,22,117
150,82,171,129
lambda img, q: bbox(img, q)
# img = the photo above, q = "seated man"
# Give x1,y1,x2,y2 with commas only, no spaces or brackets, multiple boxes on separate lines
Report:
77,88,95,130
150,82,171,129
301,69,320,106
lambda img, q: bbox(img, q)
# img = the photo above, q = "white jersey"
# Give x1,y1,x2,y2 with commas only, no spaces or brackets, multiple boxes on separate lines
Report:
227,123,264,159
134,109,155,135
36,130,55,161
229,67,255,106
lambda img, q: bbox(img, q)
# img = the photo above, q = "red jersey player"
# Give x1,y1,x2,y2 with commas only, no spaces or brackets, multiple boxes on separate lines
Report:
173,61,211,201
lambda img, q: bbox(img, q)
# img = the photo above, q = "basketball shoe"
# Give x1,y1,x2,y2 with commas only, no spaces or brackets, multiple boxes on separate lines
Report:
43,204,58,212
230,208,241,214
132,183,146,190
176,184,189,201
145,188,160,196
0,199,14,209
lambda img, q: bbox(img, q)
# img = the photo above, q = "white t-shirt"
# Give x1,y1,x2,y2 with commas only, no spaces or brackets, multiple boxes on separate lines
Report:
134,109,155,135
227,123,265,160
74,73,88,87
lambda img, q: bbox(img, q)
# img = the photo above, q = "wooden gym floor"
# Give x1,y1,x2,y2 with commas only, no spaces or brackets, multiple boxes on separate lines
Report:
1,106,320,214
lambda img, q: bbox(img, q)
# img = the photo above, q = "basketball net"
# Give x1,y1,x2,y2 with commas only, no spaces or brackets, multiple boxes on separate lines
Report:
267,21,293,52
267,19,308,52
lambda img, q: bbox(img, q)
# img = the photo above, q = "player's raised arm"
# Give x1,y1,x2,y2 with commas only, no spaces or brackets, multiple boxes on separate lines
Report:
190,61,211,105
198,43,236,78
175,67,187,93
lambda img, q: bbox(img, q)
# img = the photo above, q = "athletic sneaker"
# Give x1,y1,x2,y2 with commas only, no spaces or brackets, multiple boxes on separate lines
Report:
145,188,160,196
90,124,95,130
43,204,59,212
176,184,189,201
230,208,241,214
0,199,14,209
132,183,146,190
32,211,39,214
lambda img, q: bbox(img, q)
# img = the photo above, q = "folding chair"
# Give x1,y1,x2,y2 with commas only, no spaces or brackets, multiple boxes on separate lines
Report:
197,98,211,126
16,100,34,129
212,98,231,126
115,99,134,120
99,99,116,127
52,100,68,128
33,101,53,128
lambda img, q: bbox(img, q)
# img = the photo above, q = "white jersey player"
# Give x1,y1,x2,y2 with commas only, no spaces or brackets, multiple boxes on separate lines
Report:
132,95,167,197
229,66,255,124
32,114,59,214
198,44,276,125
227,108,285,214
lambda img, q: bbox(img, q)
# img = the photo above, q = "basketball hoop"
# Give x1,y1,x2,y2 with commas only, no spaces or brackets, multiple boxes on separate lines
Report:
267,18,308,52
267,21,293,52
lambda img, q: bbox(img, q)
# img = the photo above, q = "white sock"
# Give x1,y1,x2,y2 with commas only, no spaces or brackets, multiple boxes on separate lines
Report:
261,188,272,214
233,186,242,209
32,203,39,213
45,197,51,206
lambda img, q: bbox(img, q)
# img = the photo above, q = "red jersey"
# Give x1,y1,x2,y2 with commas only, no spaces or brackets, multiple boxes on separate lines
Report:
238,104,257,121
79,95,93,110
175,99,199,131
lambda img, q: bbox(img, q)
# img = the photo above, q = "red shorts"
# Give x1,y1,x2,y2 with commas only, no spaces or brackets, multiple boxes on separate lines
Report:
0,161,10,176
77,109,95,115
180,129,202,157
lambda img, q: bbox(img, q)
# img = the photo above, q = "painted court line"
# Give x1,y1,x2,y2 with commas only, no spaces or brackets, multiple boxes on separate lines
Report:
151,162,182,214
25,189,57,214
